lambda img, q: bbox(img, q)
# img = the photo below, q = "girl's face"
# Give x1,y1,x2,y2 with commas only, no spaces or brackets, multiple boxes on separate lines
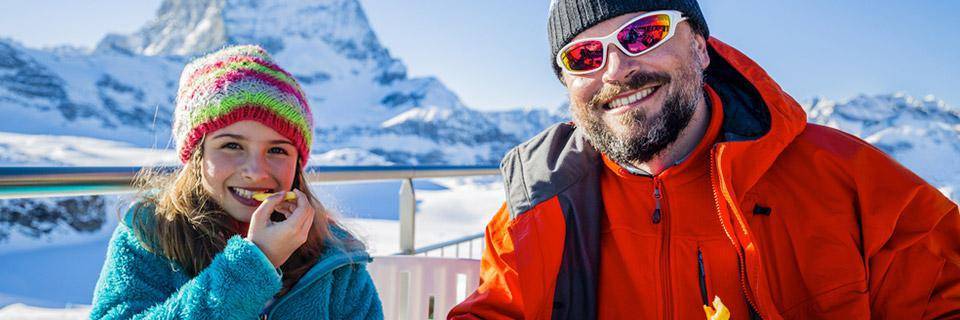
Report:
200,121,299,222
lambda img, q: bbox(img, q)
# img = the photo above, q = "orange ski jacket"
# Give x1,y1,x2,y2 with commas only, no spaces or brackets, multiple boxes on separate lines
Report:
448,38,960,319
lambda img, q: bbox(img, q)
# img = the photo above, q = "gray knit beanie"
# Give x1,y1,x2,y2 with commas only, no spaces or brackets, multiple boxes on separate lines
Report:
548,0,710,79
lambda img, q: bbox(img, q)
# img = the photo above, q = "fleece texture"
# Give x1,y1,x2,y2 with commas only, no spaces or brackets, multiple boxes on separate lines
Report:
90,207,382,319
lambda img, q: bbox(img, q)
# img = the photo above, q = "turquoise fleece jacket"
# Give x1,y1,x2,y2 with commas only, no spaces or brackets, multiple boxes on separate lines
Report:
90,207,383,319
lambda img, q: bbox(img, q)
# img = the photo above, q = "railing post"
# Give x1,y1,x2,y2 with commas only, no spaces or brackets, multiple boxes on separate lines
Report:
399,178,416,255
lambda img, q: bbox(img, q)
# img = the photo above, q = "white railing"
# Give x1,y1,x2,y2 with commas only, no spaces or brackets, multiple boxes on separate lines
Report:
0,165,498,255
408,232,484,260
368,256,480,320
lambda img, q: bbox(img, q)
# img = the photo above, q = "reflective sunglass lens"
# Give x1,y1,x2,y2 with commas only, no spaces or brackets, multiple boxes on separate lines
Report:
617,14,671,54
560,40,604,72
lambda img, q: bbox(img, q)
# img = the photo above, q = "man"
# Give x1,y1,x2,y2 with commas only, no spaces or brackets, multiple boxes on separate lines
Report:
449,1,959,319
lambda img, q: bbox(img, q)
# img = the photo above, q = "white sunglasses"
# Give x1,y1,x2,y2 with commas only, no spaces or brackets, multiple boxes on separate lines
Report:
556,10,688,75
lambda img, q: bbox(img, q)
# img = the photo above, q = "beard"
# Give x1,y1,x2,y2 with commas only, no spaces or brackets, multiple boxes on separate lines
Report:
571,50,705,165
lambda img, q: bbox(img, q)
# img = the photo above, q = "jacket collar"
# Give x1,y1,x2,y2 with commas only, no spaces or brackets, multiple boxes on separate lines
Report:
287,224,371,295
706,38,808,200
265,225,371,316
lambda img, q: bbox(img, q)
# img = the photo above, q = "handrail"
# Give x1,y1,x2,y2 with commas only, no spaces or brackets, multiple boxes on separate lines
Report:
0,165,498,199
404,232,484,259
307,165,500,182
0,165,499,255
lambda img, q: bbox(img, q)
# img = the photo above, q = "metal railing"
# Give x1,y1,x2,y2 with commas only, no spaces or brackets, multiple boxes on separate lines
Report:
0,165,498,255
408,232,484,259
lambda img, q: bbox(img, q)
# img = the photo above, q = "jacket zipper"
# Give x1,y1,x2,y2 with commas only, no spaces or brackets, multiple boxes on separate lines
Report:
698,247,709,307
709,145,763,319
652,186,662,223
654,178,673,319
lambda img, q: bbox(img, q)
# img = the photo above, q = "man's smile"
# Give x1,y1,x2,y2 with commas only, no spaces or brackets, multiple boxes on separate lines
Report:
602,84,663,114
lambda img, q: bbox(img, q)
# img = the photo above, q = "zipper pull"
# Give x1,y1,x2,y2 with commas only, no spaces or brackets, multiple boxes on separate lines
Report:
652,186,662,224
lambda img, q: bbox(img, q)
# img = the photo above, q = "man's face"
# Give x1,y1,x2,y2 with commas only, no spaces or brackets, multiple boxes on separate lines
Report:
564,12,710,164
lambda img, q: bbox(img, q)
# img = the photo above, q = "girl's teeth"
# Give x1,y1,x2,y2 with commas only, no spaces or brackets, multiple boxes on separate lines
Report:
233,187,257,199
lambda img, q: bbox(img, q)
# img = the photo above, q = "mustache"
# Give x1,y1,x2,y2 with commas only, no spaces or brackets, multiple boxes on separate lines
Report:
587,71,672,109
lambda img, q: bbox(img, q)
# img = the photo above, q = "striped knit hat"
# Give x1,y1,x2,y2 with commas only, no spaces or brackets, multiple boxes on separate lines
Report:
172,45,313,166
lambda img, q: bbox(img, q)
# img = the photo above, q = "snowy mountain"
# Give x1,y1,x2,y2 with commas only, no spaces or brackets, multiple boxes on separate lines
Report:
1,0,554,166
0,39,183,145
485,103,570,142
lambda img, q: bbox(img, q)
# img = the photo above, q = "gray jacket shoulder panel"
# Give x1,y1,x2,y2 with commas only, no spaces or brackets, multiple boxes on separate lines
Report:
500,122,600,218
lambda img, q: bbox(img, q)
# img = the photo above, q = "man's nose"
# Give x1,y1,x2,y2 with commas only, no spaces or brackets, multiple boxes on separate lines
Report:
601,45,636,84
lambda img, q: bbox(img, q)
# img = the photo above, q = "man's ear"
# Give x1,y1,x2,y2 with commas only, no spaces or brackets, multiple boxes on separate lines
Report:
693,34,710,70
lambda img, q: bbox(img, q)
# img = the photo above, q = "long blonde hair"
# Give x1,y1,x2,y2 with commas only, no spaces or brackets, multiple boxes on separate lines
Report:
128,144,357,296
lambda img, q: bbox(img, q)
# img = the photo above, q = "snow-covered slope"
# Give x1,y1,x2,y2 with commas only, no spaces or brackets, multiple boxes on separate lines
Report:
0,132,177,166
485,103,570,141
0,40,183,146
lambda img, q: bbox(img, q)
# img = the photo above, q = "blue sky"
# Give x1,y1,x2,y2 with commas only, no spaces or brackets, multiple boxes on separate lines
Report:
0,0,957,110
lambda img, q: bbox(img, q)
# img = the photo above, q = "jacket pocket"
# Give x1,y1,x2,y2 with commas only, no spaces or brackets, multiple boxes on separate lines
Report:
698,246,710,307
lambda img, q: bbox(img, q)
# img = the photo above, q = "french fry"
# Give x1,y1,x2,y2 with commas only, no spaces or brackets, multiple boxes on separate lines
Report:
703,296,730,320
252,191,297,201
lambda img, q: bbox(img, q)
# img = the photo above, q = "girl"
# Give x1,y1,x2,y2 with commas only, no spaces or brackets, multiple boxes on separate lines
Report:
90,45,383,319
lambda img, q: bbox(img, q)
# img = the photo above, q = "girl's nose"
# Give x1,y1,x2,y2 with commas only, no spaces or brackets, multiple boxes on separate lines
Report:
240,155,269,182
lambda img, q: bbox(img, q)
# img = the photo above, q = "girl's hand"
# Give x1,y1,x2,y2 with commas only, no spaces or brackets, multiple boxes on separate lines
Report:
245,189,314,268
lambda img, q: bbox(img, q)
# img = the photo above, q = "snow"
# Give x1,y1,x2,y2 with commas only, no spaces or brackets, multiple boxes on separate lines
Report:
381,107,452,127
309,148,394,166
0,41,181,147
0,132,177,166
0,304,89,320
339,177,502,257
